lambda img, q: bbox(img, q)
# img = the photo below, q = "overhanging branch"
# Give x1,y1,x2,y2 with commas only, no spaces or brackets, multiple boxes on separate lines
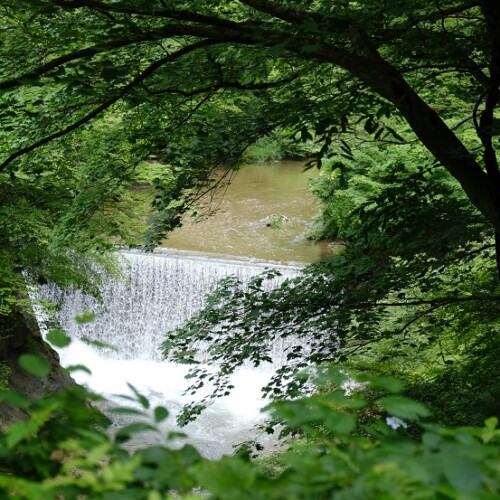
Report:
400,1,480,30
0,27,215,92
0,40,217,173
0,17,293,93
51,0,265,31
238,0,350,31
140,74,299,97
354,295,500,308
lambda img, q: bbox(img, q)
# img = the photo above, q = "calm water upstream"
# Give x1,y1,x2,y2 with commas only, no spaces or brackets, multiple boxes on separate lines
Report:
161,161,325,264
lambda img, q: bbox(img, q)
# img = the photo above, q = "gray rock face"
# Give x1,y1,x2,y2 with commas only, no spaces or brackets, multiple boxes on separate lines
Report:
0,308,74,428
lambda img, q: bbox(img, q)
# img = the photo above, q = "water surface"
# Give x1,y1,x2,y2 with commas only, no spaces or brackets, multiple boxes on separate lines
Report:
162,161,324,264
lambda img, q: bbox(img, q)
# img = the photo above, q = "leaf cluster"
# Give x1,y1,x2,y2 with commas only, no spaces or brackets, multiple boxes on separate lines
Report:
1,361,500,499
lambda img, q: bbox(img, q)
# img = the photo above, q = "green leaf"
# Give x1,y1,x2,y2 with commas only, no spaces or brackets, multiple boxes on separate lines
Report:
379,396,431,420
66,364,92,374
326,391,367,410
364,117,377,134
0,389,31,409
126,383,150,409
75,311,96,324
5,420,40,449
109,407,147,417
46,328,71,348
484,417,498,430
324,411,356,434
194,457,256,494
443,454,482,491
358,374,405,393
81,336,117,351
154,406,169,423
268,43,287,56
18,354,51,378
482,417,500,443
385,125,405,142
115,423,157,444
167,431,187,440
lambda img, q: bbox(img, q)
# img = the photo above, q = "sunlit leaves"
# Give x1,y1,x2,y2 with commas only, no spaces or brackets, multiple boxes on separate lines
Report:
1,364,500,498
46,329,71,348
482,417,500,444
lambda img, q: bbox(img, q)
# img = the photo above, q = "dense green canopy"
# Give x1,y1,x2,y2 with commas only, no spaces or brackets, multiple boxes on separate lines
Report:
1,0,500,424
1,1,499,232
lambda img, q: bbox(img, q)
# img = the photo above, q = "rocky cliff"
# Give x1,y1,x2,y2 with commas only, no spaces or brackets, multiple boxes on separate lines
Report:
0,309,74,428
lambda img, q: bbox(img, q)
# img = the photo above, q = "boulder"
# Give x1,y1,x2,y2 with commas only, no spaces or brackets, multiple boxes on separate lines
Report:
0,308,74,428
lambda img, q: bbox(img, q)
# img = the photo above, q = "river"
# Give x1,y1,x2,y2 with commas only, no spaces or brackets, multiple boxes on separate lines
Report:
160,160,326,263
37,161,321,457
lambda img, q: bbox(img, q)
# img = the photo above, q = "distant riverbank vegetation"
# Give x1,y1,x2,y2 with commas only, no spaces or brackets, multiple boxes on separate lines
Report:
243,130,316,163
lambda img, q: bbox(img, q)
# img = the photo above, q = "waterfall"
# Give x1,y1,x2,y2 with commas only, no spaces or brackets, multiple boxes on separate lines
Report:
35,250,299,458
38,251,297,361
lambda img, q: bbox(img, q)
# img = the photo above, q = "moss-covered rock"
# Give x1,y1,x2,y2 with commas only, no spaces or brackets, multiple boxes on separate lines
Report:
0,308,74,428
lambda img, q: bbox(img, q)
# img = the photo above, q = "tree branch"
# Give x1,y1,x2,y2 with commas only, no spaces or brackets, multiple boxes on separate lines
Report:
397,304,445,336
238,0,319,25
0,16,293,92
0,40,216,173
477,1,500,185
0,23,234,92
141,74,299,97
299,39,500,232
0,33,154,91
51,0,267,31
397,1,480,30
238,0,350,31
477,0,500,275
353,295,500,308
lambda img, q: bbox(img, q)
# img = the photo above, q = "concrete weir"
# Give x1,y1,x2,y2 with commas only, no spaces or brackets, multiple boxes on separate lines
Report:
35,250,299,457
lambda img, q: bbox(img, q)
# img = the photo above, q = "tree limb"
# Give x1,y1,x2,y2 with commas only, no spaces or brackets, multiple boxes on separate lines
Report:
0,33,157,91
51,0,265,31
398,1,480,30
140,74,299,96
238,0,321,25
238,0,350,31
353,295,500,308
477,1,500,186
0,40,217,173
0,24,235,92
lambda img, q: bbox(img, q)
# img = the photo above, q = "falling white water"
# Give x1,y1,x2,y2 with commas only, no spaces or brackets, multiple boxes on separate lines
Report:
36,251,298,458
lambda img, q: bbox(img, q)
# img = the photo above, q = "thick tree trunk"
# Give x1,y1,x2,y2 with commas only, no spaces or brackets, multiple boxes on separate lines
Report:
304,20,500,238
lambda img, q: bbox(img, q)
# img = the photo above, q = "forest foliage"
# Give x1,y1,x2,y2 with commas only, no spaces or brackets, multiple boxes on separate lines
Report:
2,354,500,499
1,0,500,497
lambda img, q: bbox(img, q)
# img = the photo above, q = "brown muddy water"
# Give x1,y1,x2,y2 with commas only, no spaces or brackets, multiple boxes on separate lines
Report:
161,161,328,264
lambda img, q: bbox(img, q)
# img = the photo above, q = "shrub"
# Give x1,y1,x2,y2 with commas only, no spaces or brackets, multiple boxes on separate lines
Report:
1,360,499,499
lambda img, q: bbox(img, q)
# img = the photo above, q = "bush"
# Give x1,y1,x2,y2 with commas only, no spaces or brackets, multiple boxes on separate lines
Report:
1,359,500,499
244,131,316,163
